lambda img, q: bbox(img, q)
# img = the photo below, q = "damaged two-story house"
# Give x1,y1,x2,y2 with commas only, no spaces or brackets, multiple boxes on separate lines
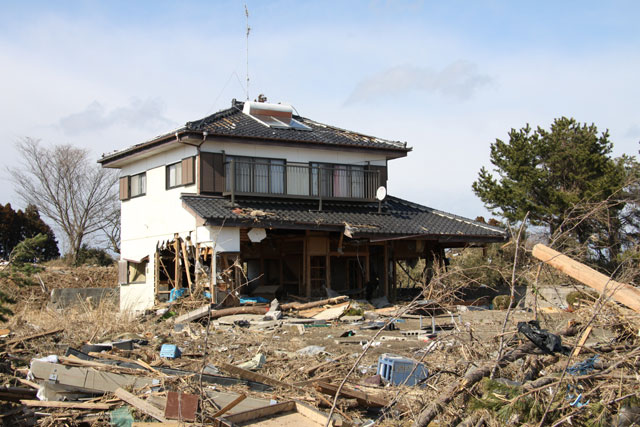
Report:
99,99,507,312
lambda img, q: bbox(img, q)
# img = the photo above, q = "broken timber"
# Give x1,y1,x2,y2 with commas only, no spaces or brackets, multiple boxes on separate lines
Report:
314,381,390,408
219,363,300,391
174,305,269,324
280,296,348,311
3,328,64,347
20,400,112,410
216,400,335,427
532,244,640,313
115,387,168,422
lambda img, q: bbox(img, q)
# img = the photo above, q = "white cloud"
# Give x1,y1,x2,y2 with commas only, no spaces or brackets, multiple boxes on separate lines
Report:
345,61,492,104
57,98,175,135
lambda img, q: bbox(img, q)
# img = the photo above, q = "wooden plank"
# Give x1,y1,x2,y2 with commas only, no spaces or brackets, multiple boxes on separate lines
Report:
20,400,111,410
58,356,144,376
532,244,640,313
4,328,63,346
222,401,296,424
115,387,168,422
572,325,593,358
314,381,390,408
219,363,300,391
281,296,348,311
174,304,211,324
132,423,186,427
212,393,246,417
30,361,154,394
295,401,334,426
312,302,349,320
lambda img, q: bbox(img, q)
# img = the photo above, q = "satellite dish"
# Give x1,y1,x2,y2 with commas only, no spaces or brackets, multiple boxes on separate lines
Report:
376,186,387,201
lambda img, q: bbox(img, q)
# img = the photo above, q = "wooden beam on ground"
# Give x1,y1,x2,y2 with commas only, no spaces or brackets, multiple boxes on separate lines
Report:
20,400,112,410
174,305,270,324
532,244,640,313
219,363,300,391
4,328,64,347
281,296,348,311
314,381,391,408
115,387,168,422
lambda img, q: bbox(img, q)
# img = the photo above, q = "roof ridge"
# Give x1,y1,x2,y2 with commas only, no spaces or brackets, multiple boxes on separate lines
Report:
186,102,243,130
299,117,407,148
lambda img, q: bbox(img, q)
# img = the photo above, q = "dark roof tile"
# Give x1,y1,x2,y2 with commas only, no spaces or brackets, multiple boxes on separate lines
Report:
181,194,507,243
185,101,409,151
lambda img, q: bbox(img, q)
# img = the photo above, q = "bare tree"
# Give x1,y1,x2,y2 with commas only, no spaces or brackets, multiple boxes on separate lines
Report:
98,201,121,254
9,137,118,264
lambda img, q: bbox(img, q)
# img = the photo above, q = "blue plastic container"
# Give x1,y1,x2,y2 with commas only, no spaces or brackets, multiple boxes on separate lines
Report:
377,353,428,386
160,344,181,359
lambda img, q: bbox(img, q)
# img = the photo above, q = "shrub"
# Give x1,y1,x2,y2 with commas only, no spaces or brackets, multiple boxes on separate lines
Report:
69,245,114,267
492,294,513,310
566,289,599,309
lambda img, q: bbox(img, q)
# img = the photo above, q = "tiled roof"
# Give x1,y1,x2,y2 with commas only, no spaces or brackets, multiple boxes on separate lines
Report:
184,100,409,152
181,194,508,243
99,100,409,165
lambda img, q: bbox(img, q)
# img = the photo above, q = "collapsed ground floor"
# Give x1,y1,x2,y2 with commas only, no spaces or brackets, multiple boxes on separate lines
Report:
119,195,507,311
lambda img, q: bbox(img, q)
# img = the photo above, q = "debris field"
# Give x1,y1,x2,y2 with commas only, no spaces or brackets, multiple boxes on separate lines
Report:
0,245,639,426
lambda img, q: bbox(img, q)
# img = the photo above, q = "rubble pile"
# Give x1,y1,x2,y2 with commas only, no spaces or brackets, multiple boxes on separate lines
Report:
0,252,638,426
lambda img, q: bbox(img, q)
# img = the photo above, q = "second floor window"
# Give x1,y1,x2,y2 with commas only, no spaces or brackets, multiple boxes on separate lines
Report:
225,156,285,195
311,163,365,198
130,172,146,197
167,162,182,188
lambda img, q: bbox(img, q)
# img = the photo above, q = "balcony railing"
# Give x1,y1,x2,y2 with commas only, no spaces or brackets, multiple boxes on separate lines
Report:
224,160,379,202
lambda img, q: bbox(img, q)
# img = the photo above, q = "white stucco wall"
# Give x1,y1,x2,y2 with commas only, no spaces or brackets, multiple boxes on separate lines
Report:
119,145,242,312
201,140,388,166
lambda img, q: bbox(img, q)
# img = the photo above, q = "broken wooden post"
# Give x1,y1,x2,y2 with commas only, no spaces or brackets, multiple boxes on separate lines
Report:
181,240,193,289
173,234,181,289
532,244,640,313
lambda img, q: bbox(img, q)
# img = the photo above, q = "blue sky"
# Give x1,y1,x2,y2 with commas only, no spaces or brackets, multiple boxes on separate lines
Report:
1,1,638,229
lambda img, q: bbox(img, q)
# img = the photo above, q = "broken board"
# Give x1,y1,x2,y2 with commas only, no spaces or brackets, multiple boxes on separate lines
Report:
311,302,349,321
30,361,154,394
216,401,334,427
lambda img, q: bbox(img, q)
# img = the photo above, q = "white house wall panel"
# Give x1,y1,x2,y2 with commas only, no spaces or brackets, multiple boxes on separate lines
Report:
201,139,387,166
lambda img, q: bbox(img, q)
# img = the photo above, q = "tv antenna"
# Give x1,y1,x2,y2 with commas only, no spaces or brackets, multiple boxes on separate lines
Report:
245,4,250,100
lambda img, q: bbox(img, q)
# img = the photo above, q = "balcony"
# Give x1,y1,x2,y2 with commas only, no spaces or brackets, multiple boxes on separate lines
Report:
224,159,380,202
